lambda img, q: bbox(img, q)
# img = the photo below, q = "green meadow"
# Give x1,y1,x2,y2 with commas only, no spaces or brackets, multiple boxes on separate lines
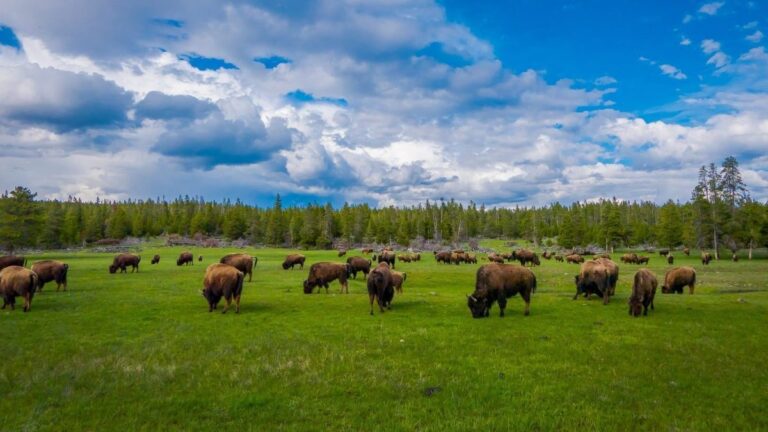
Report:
1,246,767,431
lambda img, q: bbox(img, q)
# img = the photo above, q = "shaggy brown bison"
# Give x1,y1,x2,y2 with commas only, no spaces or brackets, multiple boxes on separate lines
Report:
31,260,68,292
391,270,407,294
304,262,350,294
367,262,394,315
566,254,584,264
629,268,657,317
435,251,452,264
151,254,160,264
554,255,564,262
594,257,619,297
398,254,413,263
683,247,690,256
377,251,396,269
541,251,553,260
667,255,674,265
338,250,347,257
202,263,244,313
701,252,713,265
198,255,203,262
659,249,670,256
487,253,505,264
282,254,306,270
361,248,374,254
620,253,638,264
346,256,372,279
177,251,194,266
109,254,140,274
0,255,26,271
573,260,611,304
637,256,650,265
662,266,696,294
220,253,256,282
467,263,536,318
0,266,39,312
515,249,540,267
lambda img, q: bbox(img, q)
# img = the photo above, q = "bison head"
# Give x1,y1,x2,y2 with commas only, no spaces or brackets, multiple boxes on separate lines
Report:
108,265,118,274
282,261,290,270
661,284,671,294
628,298,643,317
467,295,489,318
303,279,315,294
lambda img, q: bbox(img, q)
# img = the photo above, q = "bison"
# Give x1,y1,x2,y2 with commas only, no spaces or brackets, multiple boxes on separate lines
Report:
732,254,739,262
0,255,26,271
621,253,638,264
573,260,611,304
377,251,396,269
467,263,536,318
566,254,584,264
220,253,256,282
202,263,244,313
30,260,69,292
0,266,39,312
346,256,372,279
701,252,713,265
435,251,452,264
151,255,160,265
177,251,194,266
198,255,203,262
282,254,306,270
662,266,696,294
554,255,564,262
629,268,657,317
367,262,394,315
594,257,619,297
667,255,674,265
303,262,350,294
361,247,374,254
515,249,540,267
391,270,407,294
338,250,347,257
637,256,650,265
683,247,690,256
487,253,505,264
659,249,670,257
109,254,140,274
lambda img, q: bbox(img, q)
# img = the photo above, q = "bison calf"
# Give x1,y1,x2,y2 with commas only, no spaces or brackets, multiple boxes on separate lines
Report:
629,269,657,317
202,263,244,313
282,254,306,270
0,266,39,312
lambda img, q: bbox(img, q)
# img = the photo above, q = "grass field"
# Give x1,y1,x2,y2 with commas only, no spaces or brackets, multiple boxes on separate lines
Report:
1,246,767,431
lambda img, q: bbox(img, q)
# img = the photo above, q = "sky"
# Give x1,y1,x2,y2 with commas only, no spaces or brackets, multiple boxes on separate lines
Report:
0,0,766,207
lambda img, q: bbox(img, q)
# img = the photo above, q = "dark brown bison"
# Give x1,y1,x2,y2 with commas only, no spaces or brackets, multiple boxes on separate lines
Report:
282,254,306,270
566,254,584,264
202,263,244,313
31,260,69,292
151,254,160,265
541,251,553,260
338,250,347,257
198,255,203,262
220,253,256,282
465,253,477,264
109,254,140,274
0,266,39,312
659,249,670,256
467,263,536,318
177,251,194,266
554,255,564,262
435,251,452,264
683,247,690,256
701,252,713,265
594,257,619,297
637,256,650,265
391,270,407,294
500,252,515,262
412,253,421,261
573,260,611,304
662,266,696,294
0,255,26,271
361,248,374,254
377,251,396,269
667,255,674,265
732,254,739,262
515,249,540,267
629,268,657,317
304,262,350,294
367,262,394,315
487,253,505,264
398,254,412,263
620,253,638,264
346,256,372,279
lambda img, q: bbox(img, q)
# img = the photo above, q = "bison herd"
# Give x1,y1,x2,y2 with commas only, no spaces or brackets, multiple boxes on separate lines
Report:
0,246,722,317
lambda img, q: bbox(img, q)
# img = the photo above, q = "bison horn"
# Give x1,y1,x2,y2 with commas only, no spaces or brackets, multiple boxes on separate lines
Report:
469,295,478,302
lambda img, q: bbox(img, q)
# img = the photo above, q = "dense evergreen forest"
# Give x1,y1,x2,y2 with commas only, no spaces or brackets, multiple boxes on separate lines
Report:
1,157,766,256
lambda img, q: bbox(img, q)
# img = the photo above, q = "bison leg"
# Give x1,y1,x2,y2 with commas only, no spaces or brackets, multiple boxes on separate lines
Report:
689,283,695,295
247,271,252,282
235,295,241,314
23,293,31,312
497,297,507,317
369,293,375,315
521,291,531,316
222,297,231,314
572,289,580,300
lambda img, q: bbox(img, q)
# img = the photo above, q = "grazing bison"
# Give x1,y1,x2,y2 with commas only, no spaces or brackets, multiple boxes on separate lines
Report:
501,252,515,262
465,253,477,264
541,251,553,260
304,262,350,294
0,266,39,312
378,251,396,269
594,257,619,297
220,253,256,282
637,256,650,265
198,255,203,262
515,249,540,267
662,266,696,294
109,254,140,274
683,247,690,256
31,260,68,292
629,268,657,317
391,270,407,294
487,253,505,264
151,255,160,265
177,251,194,266
659,249,670,257
361,248,374,254
412,253,421,261
573,260,611,304
398,254,412,263
0,255,26,271
467,263,536,318
667,255,674,265
367,262,394,315
701,252,713,265
435,251,452,264
620,253,638,264
338,250,347,257
202,263,244,313
282,254,306,270
346,256,372,279
566,254,584,264
554,255,564,262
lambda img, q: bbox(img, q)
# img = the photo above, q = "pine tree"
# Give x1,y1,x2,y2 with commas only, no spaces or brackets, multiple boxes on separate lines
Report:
39,200,65,248
0,186,43,252
656,200,683,249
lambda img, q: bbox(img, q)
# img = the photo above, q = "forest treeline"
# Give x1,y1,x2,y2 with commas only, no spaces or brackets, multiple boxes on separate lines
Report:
1,157,766,256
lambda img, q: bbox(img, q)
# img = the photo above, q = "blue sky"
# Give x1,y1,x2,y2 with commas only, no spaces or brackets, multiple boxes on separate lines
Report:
0,0,766,206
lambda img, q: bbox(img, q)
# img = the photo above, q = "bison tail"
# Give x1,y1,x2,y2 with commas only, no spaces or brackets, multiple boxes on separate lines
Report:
61,264,69,284
403,272,407,282
532,274,537,293
30,273,38,293
235,272,245,297
253,257,258,267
